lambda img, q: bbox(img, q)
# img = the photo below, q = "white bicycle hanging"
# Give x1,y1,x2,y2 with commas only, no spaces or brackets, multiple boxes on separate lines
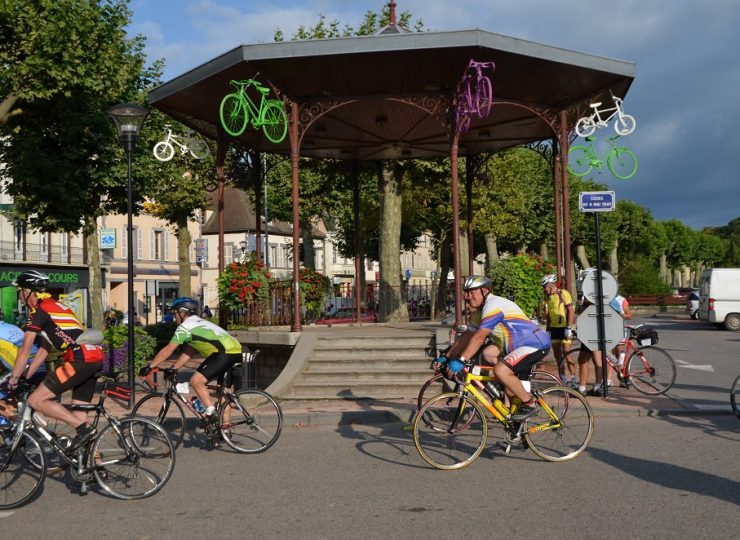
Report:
575,92,636,138
153,125,211,162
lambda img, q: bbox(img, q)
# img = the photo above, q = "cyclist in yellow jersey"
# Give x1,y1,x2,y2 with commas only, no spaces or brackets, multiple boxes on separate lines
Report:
438,276,551,422
541,274,577,386
140,297,244,423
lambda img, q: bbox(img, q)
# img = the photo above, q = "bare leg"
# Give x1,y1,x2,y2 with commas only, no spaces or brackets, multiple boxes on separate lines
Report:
28,385,86,430
189,371,213,409
494,362,531,403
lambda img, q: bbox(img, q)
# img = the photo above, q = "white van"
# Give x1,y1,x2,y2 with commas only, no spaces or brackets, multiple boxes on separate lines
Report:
698,268,740,331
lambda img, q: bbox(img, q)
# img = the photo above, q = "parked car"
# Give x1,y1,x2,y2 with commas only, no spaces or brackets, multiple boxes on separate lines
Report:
315,308,377,325
698,268,740,331
685,289,699,319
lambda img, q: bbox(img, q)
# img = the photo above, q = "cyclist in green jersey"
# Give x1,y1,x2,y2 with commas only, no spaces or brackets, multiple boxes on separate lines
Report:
140,297,243,423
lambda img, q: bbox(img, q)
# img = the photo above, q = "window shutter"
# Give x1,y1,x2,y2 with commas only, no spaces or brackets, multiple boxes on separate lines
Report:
150,230,155,260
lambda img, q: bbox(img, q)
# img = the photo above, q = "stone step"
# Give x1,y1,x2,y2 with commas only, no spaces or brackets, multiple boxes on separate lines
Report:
314,336,433,351
284,380,426,400
309,348,432,360
306,357,432,369
301,368,431,382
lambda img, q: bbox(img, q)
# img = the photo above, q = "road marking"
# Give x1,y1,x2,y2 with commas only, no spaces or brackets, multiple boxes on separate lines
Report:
0,511,17,518
674,359,715,372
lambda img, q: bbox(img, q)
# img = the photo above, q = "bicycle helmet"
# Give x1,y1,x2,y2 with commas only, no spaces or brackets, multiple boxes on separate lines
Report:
12,270,50,292
541,274,558,287
462,275,492,292
169,297,198,314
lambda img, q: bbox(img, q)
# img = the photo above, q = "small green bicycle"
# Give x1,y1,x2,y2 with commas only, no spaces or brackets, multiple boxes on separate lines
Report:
568,135,638,179
219,79,288,143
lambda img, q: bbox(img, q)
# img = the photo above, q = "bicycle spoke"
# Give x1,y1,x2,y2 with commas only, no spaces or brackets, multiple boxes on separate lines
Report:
0,430,46,509
220,390,282,453
626,347,676,395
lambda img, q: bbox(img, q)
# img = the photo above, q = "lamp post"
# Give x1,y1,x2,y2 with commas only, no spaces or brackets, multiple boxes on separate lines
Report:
107,102,148,410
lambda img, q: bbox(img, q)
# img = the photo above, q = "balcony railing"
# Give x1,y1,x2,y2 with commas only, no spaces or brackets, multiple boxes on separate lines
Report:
0,240,85,265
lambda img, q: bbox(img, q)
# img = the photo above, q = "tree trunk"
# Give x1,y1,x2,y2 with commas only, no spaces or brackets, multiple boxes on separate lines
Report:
459,229,470,276
659,254,668,284
435,233,452,318
682,265,691,288
301,225,315,269
378,161,407,322
484,233,499,272
84,218,103,331
177,216,192,297
576,244,590,269
539,243,549,260
608,242,618,275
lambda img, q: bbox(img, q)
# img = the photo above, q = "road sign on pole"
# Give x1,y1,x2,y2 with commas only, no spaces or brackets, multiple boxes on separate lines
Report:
576,304,625,351
579,191,616,212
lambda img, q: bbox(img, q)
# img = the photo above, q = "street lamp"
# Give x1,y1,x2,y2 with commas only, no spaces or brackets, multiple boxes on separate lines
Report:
107,102,148,410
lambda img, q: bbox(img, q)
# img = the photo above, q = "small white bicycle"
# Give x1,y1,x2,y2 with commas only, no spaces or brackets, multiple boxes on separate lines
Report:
575,92,636,138
153,125,211,162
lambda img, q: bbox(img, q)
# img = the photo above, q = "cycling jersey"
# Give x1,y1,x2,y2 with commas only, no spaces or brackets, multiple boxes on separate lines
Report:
0,321,43,374
469,294,550,354
170,315,242,357
27,298,104,363
609,294,630,315
545,289,573,328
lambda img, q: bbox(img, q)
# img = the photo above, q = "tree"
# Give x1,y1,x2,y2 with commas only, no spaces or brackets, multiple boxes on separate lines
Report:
0,0,150,330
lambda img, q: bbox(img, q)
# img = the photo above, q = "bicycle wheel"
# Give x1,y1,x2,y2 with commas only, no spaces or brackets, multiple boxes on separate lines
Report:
24,413,73,474
567,145,593,176
475,75,493,118
153,141,174,162
417,373,458,411
131,392,186,449
614,114,636,136
575,116,596,138
731,374,740,419
219,94,248,136
187,138,211,159
0,430,46,510
260,101,288,143
529,369,563,391
413,393,488,470
91,418,175,500
524,386,594,462
220,389,283,453
626,346,676,395
607,147,638,179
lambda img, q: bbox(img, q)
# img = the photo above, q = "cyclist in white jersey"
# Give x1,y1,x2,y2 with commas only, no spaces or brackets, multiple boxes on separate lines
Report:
140,297,243,422
439,276,551,421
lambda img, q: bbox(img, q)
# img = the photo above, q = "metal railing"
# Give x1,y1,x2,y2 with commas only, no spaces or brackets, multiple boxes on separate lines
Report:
0,240,84,264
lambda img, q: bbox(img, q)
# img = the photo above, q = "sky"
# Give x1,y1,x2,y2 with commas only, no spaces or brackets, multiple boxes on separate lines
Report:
128,0,740,230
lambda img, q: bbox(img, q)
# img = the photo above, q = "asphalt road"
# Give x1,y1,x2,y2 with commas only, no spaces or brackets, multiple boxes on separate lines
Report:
633,315,738,410
2,409,738,539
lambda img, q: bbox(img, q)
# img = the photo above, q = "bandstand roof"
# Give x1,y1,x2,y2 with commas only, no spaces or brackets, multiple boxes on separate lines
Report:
148,27,635,159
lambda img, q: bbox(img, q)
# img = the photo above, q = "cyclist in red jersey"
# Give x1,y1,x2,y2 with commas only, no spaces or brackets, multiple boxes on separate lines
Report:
6,270,105,451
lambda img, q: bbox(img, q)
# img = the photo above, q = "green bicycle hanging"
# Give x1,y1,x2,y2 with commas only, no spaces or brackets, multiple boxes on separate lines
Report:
568,135,638,180
219,78,288,143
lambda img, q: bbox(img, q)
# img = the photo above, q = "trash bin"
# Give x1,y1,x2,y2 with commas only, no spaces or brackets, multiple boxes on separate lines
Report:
231,349,259,390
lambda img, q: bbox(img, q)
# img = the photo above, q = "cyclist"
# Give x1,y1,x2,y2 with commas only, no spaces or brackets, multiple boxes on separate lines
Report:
140,297,243,424
541,274,577,386
0,321,46,425
437,275,551,421
6,270,105,451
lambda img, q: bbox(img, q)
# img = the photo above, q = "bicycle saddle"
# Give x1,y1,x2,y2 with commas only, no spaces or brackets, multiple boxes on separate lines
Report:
589,102,602,108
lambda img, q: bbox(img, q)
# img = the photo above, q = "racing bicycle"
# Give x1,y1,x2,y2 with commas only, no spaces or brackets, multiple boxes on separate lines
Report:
562,325,676,395
731,373,740,418
413,362,594,470
0,376,175,509
455,59,496,133
131,361,282,453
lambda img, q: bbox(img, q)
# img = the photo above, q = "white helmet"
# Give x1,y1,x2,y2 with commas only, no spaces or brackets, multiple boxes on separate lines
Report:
463,275,492,292
540,274,558,287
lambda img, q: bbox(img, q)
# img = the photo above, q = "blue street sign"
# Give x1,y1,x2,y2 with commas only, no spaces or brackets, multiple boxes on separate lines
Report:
579,191,616,212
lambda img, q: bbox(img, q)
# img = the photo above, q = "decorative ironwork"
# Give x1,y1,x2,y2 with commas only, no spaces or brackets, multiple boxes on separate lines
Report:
522,140,554,170
295,98,359,146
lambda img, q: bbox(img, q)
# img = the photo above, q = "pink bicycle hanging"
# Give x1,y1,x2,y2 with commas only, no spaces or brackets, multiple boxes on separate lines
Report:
455,59,496,134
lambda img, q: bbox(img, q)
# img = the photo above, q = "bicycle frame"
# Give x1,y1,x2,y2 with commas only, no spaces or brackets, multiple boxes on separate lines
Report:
231,81,269,127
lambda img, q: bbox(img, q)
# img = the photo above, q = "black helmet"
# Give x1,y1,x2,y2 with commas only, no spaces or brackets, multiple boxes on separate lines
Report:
170,297,198,314
462,275,492,292
12,270,50,292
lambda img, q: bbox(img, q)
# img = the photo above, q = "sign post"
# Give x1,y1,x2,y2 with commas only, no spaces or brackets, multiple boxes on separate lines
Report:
578,191,616,397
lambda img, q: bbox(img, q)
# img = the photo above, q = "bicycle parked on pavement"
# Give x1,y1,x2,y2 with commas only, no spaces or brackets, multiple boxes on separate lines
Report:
219,78,288,142
131,359,282,453
0,376,175,510
153,125,211,162
562,325,677,395
575,92,636,138
568,135,638,180
413,361,594,470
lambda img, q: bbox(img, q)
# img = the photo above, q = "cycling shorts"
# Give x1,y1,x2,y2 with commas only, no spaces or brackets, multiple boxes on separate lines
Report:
499,346,550,377
43,361,103,402
549,327,572,343
197,351,242,384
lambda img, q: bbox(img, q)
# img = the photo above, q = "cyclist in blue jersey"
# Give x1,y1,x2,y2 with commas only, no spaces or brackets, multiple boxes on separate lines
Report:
0,321,45,425
437,275,551,421
140,297,244,423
